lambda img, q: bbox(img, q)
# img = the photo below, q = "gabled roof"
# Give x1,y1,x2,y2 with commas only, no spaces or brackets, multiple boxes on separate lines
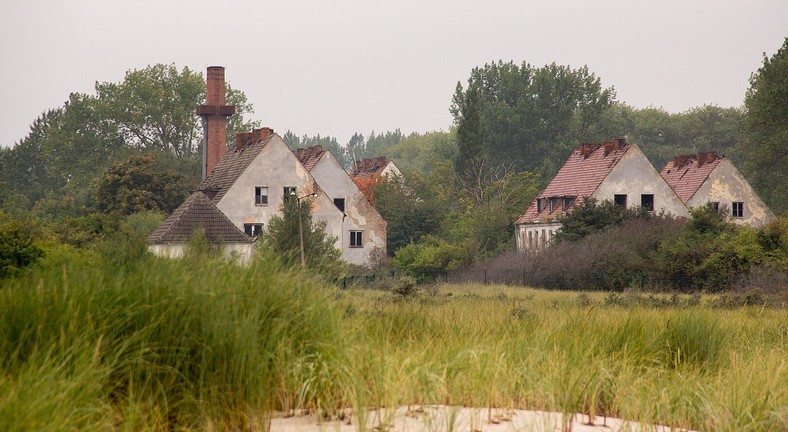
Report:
349,157,391,179
147,191,252,244
660,152,723,203
198,129,274,204
516,139,631,224
294,145,327,172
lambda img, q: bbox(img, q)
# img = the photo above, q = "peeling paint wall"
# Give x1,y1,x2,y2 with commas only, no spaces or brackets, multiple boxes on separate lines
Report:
592,146,689,218
517,222,563,253
687,159,776,227
217,135,323,227
148,243,255,263
309,151,387,266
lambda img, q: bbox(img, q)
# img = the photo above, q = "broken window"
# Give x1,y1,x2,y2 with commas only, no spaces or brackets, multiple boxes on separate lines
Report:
350,230,363,247
614,194,627,208
710,202,720,213
334,198,345,212
562,197,574,210
244,223,264,237
537,199,544,213
283,186,297,201
732,202,744,218
254,186,268,205
640,194,654,211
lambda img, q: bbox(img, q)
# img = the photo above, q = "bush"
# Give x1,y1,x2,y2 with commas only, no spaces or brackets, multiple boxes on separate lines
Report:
525,217,683,291
393,235,476,282
0,212,43,279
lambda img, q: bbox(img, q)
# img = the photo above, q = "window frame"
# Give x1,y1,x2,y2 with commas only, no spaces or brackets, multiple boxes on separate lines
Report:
283,186,297,201
732,201,744,218
243,223,264,238
640,194,654,212
254,186,268,206
349,230,363,248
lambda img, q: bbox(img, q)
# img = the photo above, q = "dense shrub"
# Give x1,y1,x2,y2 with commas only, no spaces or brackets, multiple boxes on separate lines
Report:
556,198,654,242
0,212,43,279
526,217,684,291
393,235,476,281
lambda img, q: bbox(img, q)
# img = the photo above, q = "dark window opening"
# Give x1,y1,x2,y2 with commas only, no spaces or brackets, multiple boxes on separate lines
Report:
350,230,363,247
710,202,720,213
732,202,744,218
562,197,574,210
614,194,627,208
334,198,345,212
536,199,544,213
254,186,268,205
641,194,654,211
244,223,264,237
283,186,297,201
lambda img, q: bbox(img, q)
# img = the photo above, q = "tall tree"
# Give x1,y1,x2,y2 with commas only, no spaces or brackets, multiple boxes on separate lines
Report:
451,61,615,178
744,37,788,215
452,83,485,179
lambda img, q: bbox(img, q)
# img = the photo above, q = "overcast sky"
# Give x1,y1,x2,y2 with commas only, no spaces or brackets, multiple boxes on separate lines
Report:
1,0,786,148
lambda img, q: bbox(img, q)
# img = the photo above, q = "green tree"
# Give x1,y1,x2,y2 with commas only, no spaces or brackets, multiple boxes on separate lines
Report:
452,61,615,178
372,174,443,255
452,83,485,179
262,197,342,272
2,64,259,214
96,154,190,216
744,37,788,215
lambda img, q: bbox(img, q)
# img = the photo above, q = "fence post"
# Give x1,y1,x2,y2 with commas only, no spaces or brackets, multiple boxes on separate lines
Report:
484,269,488,285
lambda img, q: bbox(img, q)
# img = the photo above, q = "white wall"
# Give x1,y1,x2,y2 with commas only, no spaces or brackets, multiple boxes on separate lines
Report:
687,159,776,227
310,151,386,266
517,222,563,253
592,145,689,218
148,243,255,264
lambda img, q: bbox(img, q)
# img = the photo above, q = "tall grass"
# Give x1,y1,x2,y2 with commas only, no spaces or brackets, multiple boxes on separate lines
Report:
338,286,787,431
2,254,786,431
0,251,347,430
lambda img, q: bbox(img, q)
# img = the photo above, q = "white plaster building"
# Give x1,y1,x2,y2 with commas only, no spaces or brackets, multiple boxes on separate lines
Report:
660,152,775,227
515,139,689,253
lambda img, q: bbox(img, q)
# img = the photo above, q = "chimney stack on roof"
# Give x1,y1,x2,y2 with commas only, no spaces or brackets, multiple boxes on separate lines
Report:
197,66,235,179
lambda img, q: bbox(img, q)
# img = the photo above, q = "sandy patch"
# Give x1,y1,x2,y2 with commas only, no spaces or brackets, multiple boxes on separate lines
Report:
268,405,696,431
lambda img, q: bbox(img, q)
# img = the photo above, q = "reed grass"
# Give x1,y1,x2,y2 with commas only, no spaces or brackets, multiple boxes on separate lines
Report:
2,258,785,431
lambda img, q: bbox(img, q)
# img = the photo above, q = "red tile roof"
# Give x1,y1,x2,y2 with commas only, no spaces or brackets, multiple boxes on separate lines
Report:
660,152,723,203
516,139,631,224
294,146,327,172
147,191,253,244
349,157,390,179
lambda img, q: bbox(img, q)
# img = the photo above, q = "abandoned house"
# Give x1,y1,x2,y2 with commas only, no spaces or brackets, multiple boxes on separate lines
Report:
660,152,775,227
294,145,387,264
515,139,689,253
147,66,386,266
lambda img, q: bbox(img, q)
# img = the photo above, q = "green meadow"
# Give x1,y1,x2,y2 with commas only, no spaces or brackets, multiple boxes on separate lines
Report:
1,256,786,431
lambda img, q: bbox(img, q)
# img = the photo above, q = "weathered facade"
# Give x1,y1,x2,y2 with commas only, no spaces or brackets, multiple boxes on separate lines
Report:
515,139,689,253
295,146,387,265
661,152,775,227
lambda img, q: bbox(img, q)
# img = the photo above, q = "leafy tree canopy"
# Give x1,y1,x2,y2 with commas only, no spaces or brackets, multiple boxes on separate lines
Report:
744,37,788,214
96,153,190,216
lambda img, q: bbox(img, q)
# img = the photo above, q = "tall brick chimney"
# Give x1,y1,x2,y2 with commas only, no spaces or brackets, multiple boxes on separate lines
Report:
197,66,235,179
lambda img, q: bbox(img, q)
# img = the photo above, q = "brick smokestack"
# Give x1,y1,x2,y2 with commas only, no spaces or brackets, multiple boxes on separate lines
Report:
197,66,235,179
